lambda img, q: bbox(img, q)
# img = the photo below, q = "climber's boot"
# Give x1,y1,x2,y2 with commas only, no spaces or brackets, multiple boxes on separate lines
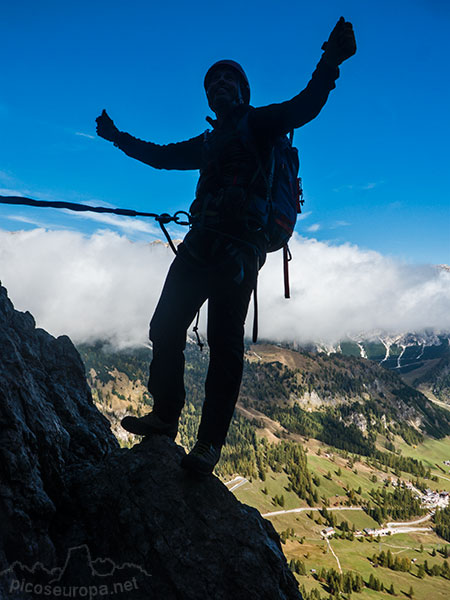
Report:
121,411,178,440
181,440,222,476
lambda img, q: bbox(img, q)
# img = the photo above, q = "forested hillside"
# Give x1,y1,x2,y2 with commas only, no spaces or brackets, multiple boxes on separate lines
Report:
242,344,450,442
413,350,450,403
78,340,450,485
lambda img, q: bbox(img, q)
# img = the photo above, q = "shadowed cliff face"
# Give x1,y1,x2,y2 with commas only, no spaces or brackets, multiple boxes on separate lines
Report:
0,286,301,600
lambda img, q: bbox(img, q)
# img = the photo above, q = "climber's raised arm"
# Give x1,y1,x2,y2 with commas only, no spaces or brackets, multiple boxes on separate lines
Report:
249,17,356,140
95,109,203,171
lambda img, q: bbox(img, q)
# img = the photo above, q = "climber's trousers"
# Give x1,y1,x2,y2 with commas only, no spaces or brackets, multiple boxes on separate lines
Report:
148,246,258,447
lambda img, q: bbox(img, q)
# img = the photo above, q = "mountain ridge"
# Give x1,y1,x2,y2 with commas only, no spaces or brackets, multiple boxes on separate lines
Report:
77,338,450,464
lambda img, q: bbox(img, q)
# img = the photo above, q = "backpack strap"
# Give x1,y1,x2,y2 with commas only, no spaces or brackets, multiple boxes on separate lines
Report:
252,253,260,343
237,112,275,202
283,244,292,299
252,275,258,343
238,113,295,208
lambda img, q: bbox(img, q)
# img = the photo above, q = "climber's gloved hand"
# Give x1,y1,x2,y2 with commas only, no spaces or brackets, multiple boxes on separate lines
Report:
321,17,357,67
96,109,119,142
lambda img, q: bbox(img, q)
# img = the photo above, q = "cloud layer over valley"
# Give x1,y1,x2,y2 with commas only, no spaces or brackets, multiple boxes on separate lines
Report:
0,227,448,347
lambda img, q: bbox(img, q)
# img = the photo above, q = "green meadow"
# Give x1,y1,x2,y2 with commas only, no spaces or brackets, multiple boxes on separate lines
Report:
230,436,450,599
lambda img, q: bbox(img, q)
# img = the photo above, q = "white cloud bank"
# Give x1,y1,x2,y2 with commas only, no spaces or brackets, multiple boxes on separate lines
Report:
0,228,448,347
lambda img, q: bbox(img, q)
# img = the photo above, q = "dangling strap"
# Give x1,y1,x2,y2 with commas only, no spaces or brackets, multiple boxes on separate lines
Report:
158,219,178,255
252,277,258,343
283,244,292,299
193,309,204,351
252,254,260,343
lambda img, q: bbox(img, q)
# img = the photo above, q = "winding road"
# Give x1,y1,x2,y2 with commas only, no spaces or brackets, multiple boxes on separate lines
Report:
261,505,435,538
262,506,363,518
225,476,440,537
224,476,249,492
386,512,434,528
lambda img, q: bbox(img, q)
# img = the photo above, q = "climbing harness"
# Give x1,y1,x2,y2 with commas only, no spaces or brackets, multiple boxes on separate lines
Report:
0,195,190,255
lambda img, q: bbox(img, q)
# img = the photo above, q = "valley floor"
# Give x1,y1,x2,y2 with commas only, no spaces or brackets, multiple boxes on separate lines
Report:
229,435,450,600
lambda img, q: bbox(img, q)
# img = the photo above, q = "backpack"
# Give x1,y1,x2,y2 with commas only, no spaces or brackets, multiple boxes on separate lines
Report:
237,112,304,298
263,131,304,253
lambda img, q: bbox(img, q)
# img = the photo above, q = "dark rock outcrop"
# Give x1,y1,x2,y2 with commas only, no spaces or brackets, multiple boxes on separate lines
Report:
0,286,301,599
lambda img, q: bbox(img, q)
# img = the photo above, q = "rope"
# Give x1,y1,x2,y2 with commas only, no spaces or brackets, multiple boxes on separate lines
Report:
0,194,191,255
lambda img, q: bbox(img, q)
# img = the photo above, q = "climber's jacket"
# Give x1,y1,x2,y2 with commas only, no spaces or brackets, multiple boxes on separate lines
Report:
113,59,339,259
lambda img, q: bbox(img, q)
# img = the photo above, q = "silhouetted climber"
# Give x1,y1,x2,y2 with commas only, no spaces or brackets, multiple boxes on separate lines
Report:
96,17,356,476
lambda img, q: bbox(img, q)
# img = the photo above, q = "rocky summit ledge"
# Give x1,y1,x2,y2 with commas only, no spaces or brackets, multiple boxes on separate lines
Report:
0,285,301,600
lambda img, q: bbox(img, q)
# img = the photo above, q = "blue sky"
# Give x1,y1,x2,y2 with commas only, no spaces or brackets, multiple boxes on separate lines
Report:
1,0,449,264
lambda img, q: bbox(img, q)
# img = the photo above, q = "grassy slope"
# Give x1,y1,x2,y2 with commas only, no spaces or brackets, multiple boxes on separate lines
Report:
396,436,450,476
